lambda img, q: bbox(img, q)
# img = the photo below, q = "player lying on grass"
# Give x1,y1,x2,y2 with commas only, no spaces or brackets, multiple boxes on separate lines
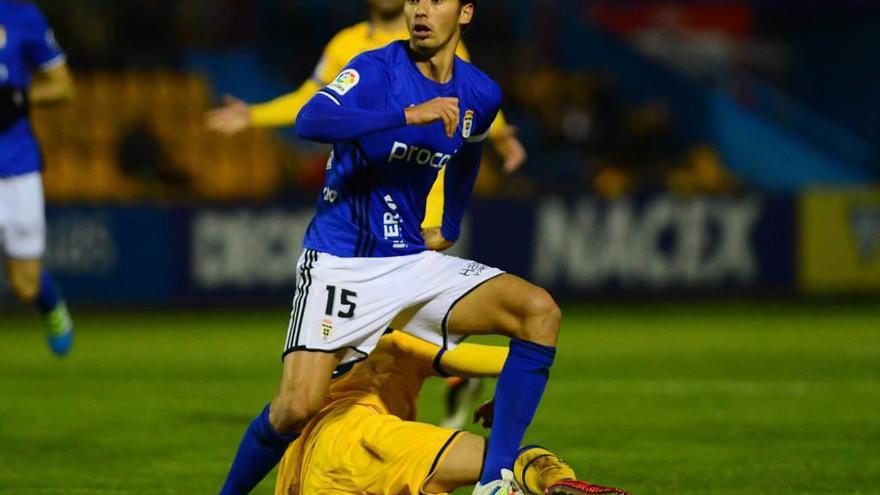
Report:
273,331,630,495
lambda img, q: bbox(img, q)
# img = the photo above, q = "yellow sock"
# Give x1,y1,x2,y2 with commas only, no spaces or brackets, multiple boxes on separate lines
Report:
513,446,576,495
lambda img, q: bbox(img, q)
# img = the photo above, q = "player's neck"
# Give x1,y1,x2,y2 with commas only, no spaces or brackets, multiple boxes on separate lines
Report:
370,13,407,34
408,36,460,84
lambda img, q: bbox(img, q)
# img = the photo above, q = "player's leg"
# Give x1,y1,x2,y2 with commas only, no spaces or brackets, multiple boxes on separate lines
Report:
6,257,40,302
219,349,341,495
446,274,560,487
513,446,575,495
447,273,561,345
270,349,343,433
2,172,73,355
7,259,74,354
427,438,626,495
423,432,486,493
219,250,404,495
514,446,629,495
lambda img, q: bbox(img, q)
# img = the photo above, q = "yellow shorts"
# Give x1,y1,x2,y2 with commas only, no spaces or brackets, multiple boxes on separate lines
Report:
276,404,463,495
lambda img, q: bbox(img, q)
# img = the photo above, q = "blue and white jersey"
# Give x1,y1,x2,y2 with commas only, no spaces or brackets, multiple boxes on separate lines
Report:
0,0,65,177
300,40,501,258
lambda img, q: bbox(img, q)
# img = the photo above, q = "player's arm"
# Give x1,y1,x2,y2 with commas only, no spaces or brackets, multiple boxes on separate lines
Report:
422,226,454,251
296,57,460,143
438,140,482,244
206,34,345,135
205,79,324,135
22,5,72,106
295,91,407,143
457,42,526,173
487,112,528,173
437,343,508,378
29,63,74,105
391,332,507,378
250,79,323,127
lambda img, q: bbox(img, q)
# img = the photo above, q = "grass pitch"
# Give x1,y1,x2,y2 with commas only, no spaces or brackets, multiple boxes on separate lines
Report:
1,302,878,494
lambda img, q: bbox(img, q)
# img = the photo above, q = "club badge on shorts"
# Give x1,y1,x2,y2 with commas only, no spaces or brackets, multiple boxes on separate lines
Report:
462,109,475,139
321,318,334,342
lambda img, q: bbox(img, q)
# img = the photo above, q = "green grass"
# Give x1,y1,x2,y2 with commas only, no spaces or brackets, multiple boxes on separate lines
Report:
1,303,879,494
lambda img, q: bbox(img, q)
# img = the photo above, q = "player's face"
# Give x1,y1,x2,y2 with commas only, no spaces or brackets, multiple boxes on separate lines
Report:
367,0,405,20
405,0,474,52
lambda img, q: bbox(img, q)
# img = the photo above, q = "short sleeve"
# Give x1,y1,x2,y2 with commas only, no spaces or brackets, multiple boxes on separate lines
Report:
22,6,66,70
316,54,389,111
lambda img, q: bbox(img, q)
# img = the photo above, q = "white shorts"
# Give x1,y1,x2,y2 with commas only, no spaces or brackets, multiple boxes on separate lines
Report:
0,172,46,260
283,249,505,364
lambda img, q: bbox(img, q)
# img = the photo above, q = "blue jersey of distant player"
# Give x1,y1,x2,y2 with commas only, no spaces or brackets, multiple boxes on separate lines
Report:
0,0,65,177
302,40,501,258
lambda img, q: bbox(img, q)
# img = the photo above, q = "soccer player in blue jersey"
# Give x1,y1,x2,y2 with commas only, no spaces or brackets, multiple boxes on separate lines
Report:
218,1,559,494
0,1,74,355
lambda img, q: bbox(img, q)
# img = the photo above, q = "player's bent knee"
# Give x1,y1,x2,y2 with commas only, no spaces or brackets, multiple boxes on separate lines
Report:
270,394,322,434
519,287,561,345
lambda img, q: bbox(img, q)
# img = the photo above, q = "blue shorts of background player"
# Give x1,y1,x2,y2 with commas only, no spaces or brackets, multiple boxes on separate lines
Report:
0,0,75,355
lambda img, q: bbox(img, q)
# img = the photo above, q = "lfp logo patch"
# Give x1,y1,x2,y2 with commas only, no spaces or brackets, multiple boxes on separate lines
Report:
462,109,475,139
0,26,7,50
328,69,360,96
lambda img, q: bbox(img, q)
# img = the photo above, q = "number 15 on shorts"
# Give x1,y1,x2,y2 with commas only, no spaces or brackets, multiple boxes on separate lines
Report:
325,285,357,318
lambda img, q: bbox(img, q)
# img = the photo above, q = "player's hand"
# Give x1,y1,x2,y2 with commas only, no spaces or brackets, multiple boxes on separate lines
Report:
405,97,460,138
473,399,494,428
490,127,528,173
205,94,252,135
422,227,454,251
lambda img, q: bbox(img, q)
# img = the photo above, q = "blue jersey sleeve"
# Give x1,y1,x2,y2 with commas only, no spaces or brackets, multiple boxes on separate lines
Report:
319,54,389,110
441,77,502,241
22,5,66,70
296,55,407,143
441,142,482,242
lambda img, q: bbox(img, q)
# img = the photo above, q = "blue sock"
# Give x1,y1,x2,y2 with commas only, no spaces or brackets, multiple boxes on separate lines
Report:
480,338,556,484
219,404,298,495
35,270,62,314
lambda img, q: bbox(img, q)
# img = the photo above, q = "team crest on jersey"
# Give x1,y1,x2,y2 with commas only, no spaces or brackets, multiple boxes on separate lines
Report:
0,26,6,49
328,69,360,96
462,110,475,139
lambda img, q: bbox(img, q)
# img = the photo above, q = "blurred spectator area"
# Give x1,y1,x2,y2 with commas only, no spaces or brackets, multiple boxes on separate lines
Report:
31,71,294,202
29,68,735,204
500,69,735,199
30,1,879,204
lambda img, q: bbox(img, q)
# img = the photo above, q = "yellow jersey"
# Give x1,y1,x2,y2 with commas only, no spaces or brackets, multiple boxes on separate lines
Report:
250,21,510,229
274,332,508,495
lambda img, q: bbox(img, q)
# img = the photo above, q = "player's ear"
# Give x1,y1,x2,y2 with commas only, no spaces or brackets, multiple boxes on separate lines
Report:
458,2,474,29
